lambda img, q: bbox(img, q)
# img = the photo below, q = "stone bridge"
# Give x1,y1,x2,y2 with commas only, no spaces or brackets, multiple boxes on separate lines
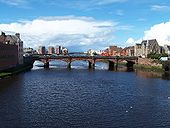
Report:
32,54,138,70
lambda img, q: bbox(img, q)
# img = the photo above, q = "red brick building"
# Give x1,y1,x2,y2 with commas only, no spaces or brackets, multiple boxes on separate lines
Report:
48,46,55,54
0,32,19,71
108,46,122,56
38,46,46,54
120,46,134,56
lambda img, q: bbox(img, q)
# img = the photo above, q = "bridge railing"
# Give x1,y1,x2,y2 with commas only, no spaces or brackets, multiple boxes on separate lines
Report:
32,54,138,60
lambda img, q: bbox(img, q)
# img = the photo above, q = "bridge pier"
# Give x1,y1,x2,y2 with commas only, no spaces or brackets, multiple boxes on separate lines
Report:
92,62,95,69
88,61,95,69
44,62,49,68
126,61,135,71
115,59,118,71
67,58,72,69
108,61,115,70
88,61,92,69
67,62,71,69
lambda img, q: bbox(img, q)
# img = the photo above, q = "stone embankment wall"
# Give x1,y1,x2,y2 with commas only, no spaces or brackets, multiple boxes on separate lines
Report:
137,58,162,67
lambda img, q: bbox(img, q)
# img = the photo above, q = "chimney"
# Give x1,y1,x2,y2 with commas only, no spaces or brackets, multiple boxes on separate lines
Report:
1,32,5,36
15,33,20,38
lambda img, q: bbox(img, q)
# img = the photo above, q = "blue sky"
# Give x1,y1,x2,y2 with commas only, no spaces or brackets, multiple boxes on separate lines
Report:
0,0,170,51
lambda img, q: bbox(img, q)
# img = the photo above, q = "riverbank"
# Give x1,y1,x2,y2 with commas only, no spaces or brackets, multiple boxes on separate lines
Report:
0,62,33,79
117,61,170,73
133,60,170,73
134,64,163,72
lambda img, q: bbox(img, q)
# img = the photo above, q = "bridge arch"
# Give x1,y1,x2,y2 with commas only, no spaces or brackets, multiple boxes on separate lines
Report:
49,59,68,68
48,59,70,64
33,60,44,67
71,60,89,69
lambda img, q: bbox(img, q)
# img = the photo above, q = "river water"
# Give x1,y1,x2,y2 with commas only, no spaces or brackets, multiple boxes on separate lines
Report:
0,61,170,128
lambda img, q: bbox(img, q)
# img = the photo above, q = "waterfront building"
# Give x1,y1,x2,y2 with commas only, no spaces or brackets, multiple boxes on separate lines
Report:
48,46,55,54
163,45,170,54
127,46,135,56
87,49,96,56
0,32,23,70
38,46,46,54
55,45,63,55
23,47,37,55
62,47,68,55
59,46,62,54
55,46,60,55
108,46,122,56
2,32,23,64
97,50,105,55
100,49,110,56
120,46,134,56
134,39,160,58
15,33,23,64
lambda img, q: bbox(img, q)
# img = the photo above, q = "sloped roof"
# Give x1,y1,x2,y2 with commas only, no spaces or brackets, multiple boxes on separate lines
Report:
0,35,21,45
135,43,141,46
141,39,157,45
0,35,6,43
148,39,157,46
141,40,147,44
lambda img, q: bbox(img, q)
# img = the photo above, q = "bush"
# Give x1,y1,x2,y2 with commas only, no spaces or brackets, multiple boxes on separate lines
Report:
147,52,168,59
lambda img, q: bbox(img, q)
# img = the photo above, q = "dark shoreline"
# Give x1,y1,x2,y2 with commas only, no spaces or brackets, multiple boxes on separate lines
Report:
0,63,33,79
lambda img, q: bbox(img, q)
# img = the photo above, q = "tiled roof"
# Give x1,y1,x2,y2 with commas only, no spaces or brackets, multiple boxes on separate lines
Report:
148,39,157,45
141,39,158,46
0,32,22,45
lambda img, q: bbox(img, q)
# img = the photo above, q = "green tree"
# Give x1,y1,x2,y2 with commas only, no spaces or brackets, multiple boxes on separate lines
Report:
147,52,168,59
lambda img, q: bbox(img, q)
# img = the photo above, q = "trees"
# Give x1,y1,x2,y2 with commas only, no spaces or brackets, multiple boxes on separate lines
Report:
147,52,168,59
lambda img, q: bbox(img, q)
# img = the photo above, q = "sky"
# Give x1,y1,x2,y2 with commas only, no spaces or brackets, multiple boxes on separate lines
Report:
0,0,170,51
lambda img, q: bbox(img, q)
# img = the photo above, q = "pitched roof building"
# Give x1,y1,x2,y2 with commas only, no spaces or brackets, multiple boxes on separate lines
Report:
134,39,160,58
120,46,134,56
0,32,23,64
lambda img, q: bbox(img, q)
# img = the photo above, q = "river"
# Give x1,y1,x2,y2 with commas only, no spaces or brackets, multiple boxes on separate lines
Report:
0,61,170,128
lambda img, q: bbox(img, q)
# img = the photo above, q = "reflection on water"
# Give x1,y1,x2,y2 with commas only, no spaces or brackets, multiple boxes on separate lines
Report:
135,70,162,79
33,61,170,80
135,70,170,80
0,62,170,127
162,72,170,80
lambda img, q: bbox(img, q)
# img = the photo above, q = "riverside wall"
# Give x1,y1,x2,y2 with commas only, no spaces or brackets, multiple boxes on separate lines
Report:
137,58,162,67
134,58,164,72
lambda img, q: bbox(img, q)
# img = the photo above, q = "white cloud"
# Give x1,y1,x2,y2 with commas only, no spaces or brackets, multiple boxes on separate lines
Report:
143,21,170,46
0,16,118,51
94,0,127,5
125,21,170,46
0,0,27,6
125,37,142,46
151,5,170,11
126,38,135,46
115,25,133,30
